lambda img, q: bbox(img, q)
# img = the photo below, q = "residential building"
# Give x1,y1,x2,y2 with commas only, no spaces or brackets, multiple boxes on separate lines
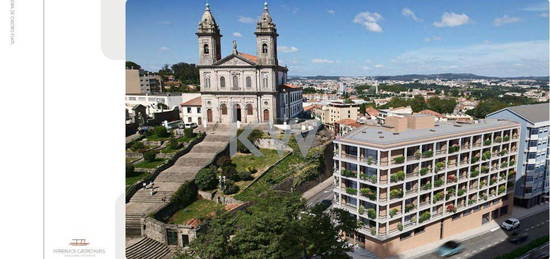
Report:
125,93,183,117
196,3,302,126
332,115,519,257
335,119,362,136
180,97,203,126
313,102,360,125
378,106,413,124
126,68,163,94
488,103,550,208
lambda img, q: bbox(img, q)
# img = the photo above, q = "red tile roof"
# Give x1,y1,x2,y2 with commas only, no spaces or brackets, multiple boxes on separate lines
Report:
185,218,201,228
181,97,201,106
365,107,380,116
282,83,301,90
303,105,320,111
418,109,444,118
238,53,258,63
336,119,362,127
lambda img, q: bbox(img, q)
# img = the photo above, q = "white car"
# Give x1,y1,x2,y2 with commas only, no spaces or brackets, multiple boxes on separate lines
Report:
501,218,520,231
184,122,197,129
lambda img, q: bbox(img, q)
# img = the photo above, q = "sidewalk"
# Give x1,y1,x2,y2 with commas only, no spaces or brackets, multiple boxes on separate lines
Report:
402,202,549,259
302,176,333,200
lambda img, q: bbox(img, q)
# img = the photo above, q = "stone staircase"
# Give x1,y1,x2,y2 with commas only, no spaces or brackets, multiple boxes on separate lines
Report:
130,190,172,203
126,214,143,237
126,237,171,259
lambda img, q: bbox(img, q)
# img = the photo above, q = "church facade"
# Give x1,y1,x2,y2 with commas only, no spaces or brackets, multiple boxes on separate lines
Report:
197,3,303,126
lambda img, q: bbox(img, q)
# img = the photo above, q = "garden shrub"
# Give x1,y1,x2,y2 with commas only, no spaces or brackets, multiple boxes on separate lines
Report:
195,167,219,190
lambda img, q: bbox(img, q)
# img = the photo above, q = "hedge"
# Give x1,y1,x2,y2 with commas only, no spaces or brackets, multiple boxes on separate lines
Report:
495,235,549,259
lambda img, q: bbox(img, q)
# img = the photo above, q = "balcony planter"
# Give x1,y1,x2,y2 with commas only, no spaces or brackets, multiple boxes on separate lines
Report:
498,186,506,194
490,179,496,185
422,183,432,191
390,189,403,199
346,187,357,195
360,188,376,200
457,189,466,196
468,199,477,205
435,162,445,172
434,192,444,202
434,179,444,188
503,136,510,142
342,169,355,178
390,208,398,218
446,204,456,213
471,156,480,163
367,157,374,165
484,139,492,146
481,166,489,174
398,223,403,231
393,156,405,164
370,229,376,236
447,175,457,183
495,136,502,143
422,150,433,158
482,151,492,161
405,204,416,213
470,170,480,177
360,174,377,183
414,150,421,159
391,171,405,183
420,168,429,176
367,208,376,219
358,206,365,215
448,146,460,153
419,212,431,223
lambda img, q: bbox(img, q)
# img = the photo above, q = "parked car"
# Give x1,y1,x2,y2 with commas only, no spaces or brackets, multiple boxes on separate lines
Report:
501,218,520,231
437,241,464,257
184,122,197,129
507,231,528,244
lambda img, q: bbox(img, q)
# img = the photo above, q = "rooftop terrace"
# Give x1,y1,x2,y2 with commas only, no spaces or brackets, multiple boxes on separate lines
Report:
336,118,518,148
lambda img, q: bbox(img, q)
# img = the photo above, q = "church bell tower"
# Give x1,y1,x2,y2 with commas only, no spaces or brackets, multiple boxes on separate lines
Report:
255,2,278,66
196,3,222,66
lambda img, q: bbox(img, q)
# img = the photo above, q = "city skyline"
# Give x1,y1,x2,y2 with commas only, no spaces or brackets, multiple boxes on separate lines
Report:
127,0,549,77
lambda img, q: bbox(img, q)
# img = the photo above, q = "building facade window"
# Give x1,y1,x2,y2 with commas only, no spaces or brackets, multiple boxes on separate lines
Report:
232,75,239,89
246,76,252,89
262,43,268,53
221,104,227,115
205,76,210,88
220,76,226,88
246,104,253,115
203,44,209,54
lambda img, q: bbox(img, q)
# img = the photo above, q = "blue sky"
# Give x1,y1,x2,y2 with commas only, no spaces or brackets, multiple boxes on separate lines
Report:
127,0,549,77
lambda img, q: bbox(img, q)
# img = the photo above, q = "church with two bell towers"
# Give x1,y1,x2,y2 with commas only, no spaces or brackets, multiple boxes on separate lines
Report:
197,2,303,126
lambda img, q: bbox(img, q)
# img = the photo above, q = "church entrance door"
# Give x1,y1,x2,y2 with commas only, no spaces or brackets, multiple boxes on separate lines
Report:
234,104,241,122
207,109,213,123
263,109,269,122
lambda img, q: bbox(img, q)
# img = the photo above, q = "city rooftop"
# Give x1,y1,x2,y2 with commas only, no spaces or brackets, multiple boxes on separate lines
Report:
337,118,519,148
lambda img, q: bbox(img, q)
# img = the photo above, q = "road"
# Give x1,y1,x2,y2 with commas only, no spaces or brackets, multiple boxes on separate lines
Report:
421,210,549,259
306,182,334,207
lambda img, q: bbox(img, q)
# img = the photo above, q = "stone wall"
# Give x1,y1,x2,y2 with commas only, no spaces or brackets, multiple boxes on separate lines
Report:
255,138,292,152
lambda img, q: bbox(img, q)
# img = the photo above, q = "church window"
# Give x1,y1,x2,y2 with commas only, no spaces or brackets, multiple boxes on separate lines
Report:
262,44,268,54
246,104,253,115
232,75,239,89
203,44,209,54
220,104,227,115
246,76,252,89
220,76,226,88
205,76,210,88
262,74,269,89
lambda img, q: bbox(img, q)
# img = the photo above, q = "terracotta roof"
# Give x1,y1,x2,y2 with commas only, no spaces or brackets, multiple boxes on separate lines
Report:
238,53,258,63
185,218,201,228
418,109,444,118
365,107,380,116
336,119,362,127
304,105,319,111
181,97,201,106
282,83,301,90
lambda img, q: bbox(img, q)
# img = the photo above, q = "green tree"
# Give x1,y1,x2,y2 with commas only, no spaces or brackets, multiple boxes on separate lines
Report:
195,167,219,190
410,95,427,112
426,96,457,114
143,151,156,162
125,61,141,69
152,126,170,138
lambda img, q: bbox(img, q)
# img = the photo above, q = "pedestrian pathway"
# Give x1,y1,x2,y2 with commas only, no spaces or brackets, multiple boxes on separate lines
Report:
125,125,234,235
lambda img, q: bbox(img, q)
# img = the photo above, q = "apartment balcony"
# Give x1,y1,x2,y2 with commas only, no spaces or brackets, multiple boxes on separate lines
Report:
359,156,378,166
530,135,539,140
405,188,418,197
339,153,358,161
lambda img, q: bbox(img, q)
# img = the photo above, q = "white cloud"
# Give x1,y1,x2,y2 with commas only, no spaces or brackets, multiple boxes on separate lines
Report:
327,9,336,15
374,64,384,68
232,32,243,37
424,36,442,42
312,58,336,64
278,46,299,53
493,15,521,26
522,2,549,12
433,12,470,27
390,40,549,76
402,8,422,22
238,16,255,24
159,46,170,51
353,11,383,32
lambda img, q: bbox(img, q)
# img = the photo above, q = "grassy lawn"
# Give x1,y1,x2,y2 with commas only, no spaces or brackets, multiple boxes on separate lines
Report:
168,199,224,224
160,146,179,153
235,144,323,201
134,158,167,169
126,157,139,163
145,135,169,141
126,171,149,187
231,149,288,189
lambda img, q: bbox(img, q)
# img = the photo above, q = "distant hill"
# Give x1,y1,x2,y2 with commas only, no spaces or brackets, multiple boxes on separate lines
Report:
288,73,548,81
